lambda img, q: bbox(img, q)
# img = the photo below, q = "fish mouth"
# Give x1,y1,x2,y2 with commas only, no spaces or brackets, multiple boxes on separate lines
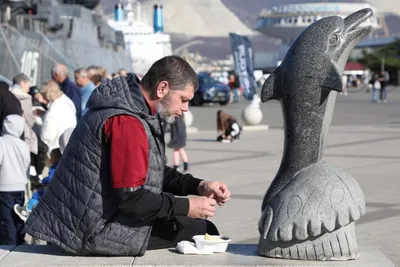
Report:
344,8,373,42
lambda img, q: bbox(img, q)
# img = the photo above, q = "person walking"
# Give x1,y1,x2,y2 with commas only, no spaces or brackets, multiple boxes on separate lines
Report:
168,115,189,172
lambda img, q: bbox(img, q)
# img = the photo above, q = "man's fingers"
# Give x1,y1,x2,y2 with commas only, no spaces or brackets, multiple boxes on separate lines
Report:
216,189,224,197
219,183,228,191
207,198,217,206
205,210,215,218
219,184,230,196
223,196,231,203
222,188,231,199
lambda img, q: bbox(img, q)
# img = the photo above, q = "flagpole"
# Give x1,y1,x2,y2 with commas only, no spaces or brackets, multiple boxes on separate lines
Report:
229,32,268,130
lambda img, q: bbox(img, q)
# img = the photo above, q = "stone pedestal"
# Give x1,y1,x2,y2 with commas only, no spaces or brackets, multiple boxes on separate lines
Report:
241,94,268,131
184,110,198,133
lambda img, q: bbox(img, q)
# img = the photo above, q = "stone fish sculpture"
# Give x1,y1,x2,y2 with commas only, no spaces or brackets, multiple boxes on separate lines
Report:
258,8,373,261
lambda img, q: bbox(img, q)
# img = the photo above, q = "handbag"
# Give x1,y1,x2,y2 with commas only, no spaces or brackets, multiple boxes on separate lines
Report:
374,80,381,90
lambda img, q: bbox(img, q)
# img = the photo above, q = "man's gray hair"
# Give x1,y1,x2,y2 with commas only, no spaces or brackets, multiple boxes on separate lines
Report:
12,73,30,85
74,68,88,77
51,63,68,76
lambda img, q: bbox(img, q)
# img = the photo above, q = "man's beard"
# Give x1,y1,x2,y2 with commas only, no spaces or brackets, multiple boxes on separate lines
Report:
156,94,175,123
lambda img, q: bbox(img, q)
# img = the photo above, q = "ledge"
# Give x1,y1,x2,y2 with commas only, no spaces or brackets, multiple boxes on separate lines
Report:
242,125,269,131
0,244,395,267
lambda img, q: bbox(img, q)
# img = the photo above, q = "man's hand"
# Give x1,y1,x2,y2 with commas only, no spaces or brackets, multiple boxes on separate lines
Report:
188,197,217,219
198,181,231,206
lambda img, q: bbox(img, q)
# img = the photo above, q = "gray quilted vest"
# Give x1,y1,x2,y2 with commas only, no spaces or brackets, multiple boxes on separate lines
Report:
26,75,166,256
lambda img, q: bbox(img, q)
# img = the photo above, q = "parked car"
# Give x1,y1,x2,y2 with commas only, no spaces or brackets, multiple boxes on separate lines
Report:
191,74,230,106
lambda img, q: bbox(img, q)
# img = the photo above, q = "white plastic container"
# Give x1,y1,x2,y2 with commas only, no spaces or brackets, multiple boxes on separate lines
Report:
192,235,231,253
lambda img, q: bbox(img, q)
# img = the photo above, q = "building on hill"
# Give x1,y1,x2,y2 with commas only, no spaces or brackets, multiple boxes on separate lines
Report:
254,2,382,71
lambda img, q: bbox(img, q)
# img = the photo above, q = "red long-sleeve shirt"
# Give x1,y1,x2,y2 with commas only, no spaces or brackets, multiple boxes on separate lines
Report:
103,114,202,223
104,115,148,189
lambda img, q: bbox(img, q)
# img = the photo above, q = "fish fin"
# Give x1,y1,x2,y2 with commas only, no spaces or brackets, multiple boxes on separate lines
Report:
321,64,343,92
261,69,279,102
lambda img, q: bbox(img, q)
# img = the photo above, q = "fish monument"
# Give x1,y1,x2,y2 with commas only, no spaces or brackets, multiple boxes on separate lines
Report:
258,8,373,261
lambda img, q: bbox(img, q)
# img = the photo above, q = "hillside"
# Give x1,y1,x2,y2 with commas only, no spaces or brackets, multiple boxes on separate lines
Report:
101,0,255,37
100,0,400,60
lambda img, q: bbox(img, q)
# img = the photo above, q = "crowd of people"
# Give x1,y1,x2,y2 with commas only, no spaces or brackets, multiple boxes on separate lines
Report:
0,63,123,244
0,56,232,256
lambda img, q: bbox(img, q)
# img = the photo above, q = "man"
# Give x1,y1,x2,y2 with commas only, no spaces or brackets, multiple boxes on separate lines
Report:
74,68,96,116
0,81,22,133
10,74,38,160
26,56,231,256
10,74,48,189
378,70,390,103
51,63,82,119
118,68,128,77
86,65,99,80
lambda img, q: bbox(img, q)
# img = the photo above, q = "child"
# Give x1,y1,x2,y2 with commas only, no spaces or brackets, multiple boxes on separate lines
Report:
216,110,242,143
0,115,30,245
14,148,61,221
168,115,189,172
13,127,74,221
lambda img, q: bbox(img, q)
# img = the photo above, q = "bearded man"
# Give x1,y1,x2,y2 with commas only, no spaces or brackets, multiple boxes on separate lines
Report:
25,56,231,256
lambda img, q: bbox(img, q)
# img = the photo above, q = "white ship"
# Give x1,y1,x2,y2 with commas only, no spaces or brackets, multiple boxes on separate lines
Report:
107,0,172,75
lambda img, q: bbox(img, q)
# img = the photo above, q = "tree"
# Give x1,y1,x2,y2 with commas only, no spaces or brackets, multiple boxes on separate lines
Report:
359,39,400,73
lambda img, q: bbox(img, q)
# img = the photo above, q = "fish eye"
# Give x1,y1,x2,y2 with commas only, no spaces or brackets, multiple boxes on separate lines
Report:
329,34,340,45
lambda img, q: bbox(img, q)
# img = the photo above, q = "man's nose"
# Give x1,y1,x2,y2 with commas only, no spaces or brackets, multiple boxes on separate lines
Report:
182,102,189,112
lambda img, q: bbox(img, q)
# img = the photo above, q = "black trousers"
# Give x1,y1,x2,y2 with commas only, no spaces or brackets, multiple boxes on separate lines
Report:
147,216,219,250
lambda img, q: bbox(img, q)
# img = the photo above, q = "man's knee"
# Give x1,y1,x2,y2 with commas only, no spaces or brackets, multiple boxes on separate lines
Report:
205,220,219,235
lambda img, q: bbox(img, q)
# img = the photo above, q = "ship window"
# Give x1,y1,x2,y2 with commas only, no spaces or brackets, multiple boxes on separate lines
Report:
294,19,298,24
308,17,312,22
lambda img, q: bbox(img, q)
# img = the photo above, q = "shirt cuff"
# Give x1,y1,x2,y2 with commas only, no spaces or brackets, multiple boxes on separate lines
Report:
174,197,190,216
185,177,204,196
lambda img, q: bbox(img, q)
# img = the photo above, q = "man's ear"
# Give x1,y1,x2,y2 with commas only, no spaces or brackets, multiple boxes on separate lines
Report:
156,81,170,98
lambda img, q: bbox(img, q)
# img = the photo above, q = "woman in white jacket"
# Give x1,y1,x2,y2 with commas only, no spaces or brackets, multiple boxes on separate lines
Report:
40,80,77,154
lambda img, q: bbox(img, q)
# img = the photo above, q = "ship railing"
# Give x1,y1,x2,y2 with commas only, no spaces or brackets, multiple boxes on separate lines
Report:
1,23,76,71
258,8,339,18
10,14,48,33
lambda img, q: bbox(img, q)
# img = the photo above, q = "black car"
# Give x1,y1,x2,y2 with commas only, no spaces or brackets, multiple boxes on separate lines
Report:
191,74,230,106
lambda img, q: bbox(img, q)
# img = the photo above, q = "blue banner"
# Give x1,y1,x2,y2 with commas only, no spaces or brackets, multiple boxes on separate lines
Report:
229,33,256,101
